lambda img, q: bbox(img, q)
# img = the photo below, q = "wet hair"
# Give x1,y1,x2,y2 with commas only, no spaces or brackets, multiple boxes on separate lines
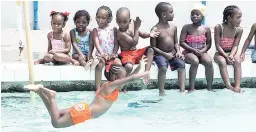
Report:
155,2,172,18
223,5,239,23
96,5,113,23
116,7,130,18
104,64,126,81
73,10,90,24
50,11,69,26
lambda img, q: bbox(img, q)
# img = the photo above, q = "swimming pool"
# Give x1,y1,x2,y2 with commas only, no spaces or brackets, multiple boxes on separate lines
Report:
2,89,256,132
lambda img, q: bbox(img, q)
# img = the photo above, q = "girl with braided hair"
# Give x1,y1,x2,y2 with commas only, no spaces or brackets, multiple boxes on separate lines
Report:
34,11,79,65
93,5,120,90
214,5,243,93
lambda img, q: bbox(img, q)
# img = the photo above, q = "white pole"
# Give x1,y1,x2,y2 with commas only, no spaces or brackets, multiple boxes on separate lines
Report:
16,1,25,60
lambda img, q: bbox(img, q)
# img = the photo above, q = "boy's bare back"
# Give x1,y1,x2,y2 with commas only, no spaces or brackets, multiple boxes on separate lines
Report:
154,23,177,54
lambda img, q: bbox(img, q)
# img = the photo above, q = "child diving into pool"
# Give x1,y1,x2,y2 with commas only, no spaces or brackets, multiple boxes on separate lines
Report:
24,58,148,128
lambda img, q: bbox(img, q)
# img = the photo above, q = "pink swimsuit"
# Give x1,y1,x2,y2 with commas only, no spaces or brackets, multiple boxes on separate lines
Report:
219,24,237,52
183,33,206,54
50,31,66,50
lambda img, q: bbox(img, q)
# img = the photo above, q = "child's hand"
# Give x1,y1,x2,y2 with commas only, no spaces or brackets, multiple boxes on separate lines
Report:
150,27,160,38
134,17,141,29
86,55,93,61
48,50,55,54
194,49,203,57
225,56,234,64
240,53,245,61
228,55,235,63
111,53,118,59
176,52,184,60
165,53,174,60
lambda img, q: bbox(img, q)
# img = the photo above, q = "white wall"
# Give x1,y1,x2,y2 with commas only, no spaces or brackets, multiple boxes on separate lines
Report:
2,1,256,30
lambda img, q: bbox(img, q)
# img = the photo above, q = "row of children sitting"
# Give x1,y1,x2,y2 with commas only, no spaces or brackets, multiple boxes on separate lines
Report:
34,3,256,95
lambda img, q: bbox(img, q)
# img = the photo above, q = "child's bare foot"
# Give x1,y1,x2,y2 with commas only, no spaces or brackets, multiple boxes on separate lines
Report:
84,60,92,71
188,88,195,93
40,87,56,98
232,87,242,93
91,59,99,69
34,59,44,65
72,59,80,66
159,91,166,96
24,84,43,93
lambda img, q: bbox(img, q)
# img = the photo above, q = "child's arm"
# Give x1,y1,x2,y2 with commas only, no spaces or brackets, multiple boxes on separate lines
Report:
70,29,84,56
214,24,228,57
118,17,141,46
199,27,212,53
53,32,72,54
241,23,256,55
106,71,149,93
150,27,171,59
87,29,94,60
47,33,53,53
229,27,243,57
138,28,160,39
174,26,181,53
180,25,198,53
112,27,119,56
93,28,104,56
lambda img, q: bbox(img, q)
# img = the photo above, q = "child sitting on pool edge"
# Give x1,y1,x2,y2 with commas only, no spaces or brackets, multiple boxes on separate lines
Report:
24,58,148,128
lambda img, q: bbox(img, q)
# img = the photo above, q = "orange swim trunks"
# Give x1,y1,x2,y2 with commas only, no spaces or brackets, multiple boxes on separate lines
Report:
119,47,148,65
69,102,91,125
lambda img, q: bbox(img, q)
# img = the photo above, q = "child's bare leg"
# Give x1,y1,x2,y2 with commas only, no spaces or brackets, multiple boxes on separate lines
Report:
95,59,105,90
214,53,234,90
185,53,199,92
40,87,73,128
53,53,79,65
91,58,99,69
158,66,167,96
177,68,186,92
233,55,242,92
72,54,79,61
34,54,54,64
200,53,214,91
144,48,154,83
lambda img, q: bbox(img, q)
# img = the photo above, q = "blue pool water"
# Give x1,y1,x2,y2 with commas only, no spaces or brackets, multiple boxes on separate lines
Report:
2,89,256,132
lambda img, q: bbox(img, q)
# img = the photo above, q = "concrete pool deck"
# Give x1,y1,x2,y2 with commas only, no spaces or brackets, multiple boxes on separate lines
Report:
1,60,256,92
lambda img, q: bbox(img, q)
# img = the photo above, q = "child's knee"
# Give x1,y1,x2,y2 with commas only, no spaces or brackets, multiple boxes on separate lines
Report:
146,47,154,55
159,66,167,73
96,61,104,69
124,63,133,72
44,54,54,61
190,58,199,66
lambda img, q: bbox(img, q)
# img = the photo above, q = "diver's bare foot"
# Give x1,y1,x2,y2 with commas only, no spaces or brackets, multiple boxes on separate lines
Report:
34,59,44,65
40,87,56,98
179,89,186,94
24,84,43,93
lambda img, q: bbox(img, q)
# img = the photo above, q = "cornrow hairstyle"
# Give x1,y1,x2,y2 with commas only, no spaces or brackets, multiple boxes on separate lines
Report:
50,11,69,26
222,5,239,23
104,64,125,81
73,10,91,24
96,5,113,23
155,2,171,18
